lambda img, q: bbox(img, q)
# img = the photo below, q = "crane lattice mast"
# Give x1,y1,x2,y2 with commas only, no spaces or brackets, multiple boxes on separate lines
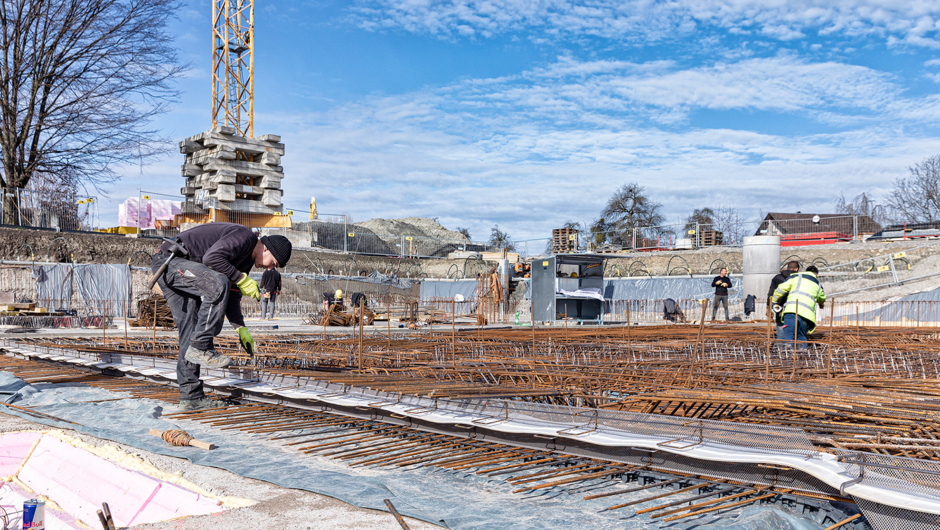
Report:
212,0,254,137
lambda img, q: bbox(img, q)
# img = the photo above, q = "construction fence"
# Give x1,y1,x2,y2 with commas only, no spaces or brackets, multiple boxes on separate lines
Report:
0,262,420,324
551,215,877,254
509,215,887,259
0,186,101,233
2,258,940,329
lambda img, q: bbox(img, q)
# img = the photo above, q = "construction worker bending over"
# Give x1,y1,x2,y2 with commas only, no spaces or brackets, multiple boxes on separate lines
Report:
771,265,825,349
323,289,343,312
151,222,292,411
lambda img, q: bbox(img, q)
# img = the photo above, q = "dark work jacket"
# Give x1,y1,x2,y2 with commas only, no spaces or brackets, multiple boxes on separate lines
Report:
261,269,281,293
711,275,732,296
767,270,793,324
350,292,367,309
160,223,257,283
159,223,258,328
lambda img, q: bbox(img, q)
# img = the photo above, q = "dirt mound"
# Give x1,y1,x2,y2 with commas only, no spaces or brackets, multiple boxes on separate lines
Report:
354,217,470,242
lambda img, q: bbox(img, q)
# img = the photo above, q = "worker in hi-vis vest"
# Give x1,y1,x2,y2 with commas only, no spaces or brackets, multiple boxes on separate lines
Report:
771,265,826,348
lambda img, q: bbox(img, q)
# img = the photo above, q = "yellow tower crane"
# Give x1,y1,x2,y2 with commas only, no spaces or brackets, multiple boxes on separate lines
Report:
212,0,254,137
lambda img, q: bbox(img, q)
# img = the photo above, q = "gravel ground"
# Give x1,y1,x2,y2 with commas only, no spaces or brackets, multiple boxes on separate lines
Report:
0,411,441,530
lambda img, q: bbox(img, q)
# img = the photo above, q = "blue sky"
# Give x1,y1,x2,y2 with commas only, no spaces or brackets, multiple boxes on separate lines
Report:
107,0,940,241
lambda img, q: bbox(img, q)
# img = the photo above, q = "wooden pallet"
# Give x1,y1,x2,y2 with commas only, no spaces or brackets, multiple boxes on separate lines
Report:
552,228,578,253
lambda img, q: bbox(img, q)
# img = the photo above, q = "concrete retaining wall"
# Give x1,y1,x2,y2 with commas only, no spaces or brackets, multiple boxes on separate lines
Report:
1,226,938,279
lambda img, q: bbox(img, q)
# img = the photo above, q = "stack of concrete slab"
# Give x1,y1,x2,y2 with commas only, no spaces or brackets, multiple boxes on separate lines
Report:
179,126,285,215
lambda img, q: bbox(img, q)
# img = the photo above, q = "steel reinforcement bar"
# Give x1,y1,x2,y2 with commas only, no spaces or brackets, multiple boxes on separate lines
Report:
1,340,939,530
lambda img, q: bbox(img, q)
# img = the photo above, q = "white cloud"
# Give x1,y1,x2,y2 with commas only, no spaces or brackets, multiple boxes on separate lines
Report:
351,0,940,47
248,73,939,240
110,56,940,241
446,56,901,126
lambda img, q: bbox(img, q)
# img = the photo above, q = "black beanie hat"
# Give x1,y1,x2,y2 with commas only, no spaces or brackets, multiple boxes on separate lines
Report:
261,235,292,267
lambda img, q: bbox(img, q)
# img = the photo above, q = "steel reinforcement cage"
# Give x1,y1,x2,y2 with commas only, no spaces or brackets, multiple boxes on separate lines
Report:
3,341,940,530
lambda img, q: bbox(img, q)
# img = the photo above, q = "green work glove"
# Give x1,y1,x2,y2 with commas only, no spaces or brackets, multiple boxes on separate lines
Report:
236,273,260,300
237,326,255,355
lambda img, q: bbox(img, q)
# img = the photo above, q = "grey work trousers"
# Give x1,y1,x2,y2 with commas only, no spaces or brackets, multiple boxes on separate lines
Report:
152,252,232,401
712,295,729,320
261,293,277,318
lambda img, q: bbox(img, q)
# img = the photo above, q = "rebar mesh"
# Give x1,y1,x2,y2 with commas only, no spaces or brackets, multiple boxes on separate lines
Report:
836,450,940,501
854,497,940,530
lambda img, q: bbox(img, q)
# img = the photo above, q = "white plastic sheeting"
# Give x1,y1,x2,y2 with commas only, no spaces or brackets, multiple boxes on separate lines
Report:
31,263,132,316
118,197,181,229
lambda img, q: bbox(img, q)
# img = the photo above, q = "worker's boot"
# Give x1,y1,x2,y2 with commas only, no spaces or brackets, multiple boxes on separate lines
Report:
179,397,225,411
184,346,232,369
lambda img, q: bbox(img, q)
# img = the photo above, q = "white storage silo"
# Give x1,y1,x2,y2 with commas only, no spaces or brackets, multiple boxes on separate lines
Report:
743,236,781,304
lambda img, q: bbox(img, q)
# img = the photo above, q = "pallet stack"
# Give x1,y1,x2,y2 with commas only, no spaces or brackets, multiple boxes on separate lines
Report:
700,229,724,246
552,228,578,254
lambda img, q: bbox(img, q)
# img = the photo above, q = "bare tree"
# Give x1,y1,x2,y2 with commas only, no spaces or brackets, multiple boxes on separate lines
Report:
20,172,79,229
836,192,890,226
683,207,716,232
589,217,609,247
888,155,940,223
456,227,471,240
600,183,664,247
489,224,515,251
0,0,185,224
712,205,746,245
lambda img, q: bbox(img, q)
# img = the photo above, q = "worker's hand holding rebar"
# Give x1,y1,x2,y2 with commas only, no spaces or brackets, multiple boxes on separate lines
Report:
237,327,255,355
237,273,261,300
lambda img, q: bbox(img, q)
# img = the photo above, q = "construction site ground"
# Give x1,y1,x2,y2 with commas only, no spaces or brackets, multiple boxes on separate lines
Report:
0,411,439,530
0,336,861,530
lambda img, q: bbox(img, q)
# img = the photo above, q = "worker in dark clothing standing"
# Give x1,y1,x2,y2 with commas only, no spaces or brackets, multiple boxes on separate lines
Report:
768,261,801,340
151,222,292,411
260,268,282,319
711,268,732,321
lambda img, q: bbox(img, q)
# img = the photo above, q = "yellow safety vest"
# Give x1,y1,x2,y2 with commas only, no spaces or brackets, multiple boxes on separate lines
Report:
772,272,826,332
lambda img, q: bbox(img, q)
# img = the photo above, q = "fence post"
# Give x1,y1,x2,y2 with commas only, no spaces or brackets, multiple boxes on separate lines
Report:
400,236,405,258
853,215,858,240
343,216,348,254
632,227,637,250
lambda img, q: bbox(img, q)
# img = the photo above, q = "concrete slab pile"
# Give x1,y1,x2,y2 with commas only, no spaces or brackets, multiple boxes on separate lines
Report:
178,126,285,218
